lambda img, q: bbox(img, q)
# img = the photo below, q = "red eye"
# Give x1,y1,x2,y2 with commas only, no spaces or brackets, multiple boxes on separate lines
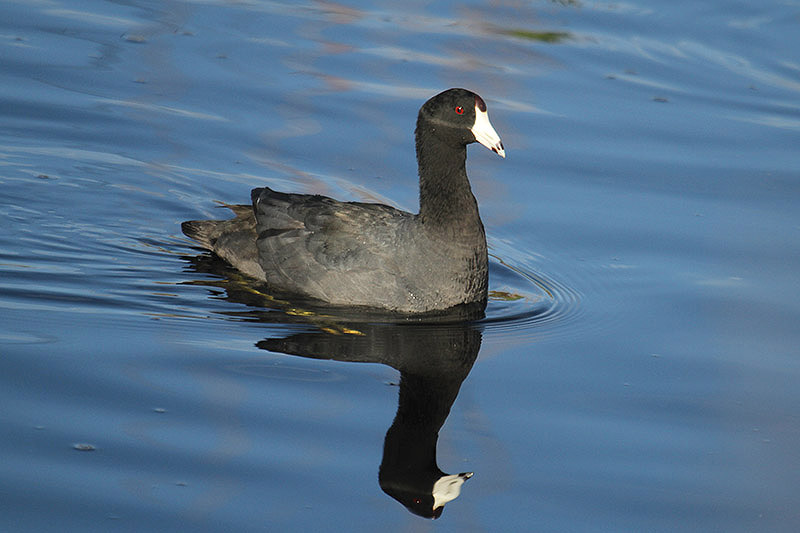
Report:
455,106,464,115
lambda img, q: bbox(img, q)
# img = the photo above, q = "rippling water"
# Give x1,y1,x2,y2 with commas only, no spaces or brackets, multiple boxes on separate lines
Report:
1,1,799,531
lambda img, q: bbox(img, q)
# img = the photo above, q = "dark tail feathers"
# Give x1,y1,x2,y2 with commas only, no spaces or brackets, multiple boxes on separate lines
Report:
181,220,217,248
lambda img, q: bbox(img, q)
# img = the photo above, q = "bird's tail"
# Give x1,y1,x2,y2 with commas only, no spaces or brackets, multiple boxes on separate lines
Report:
181,219,218,248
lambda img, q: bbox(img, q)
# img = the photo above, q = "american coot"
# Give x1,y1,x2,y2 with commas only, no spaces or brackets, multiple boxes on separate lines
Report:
182,88,505,314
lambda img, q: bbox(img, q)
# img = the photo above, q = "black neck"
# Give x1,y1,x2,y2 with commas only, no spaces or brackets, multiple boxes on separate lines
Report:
415,127,482,233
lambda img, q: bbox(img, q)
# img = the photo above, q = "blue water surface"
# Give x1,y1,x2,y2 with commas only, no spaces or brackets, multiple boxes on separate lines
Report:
1,1,799,531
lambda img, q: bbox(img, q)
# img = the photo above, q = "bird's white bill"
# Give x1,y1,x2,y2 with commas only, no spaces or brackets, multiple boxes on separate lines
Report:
471,105,505,158
432,472,474,511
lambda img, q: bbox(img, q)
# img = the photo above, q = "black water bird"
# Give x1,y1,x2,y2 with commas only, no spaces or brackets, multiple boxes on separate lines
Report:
182,88,505,313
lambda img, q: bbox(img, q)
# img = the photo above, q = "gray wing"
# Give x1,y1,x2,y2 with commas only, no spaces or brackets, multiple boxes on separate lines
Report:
251,187,419,306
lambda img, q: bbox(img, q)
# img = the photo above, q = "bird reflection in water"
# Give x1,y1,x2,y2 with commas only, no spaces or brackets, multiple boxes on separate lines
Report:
183,255,483,518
